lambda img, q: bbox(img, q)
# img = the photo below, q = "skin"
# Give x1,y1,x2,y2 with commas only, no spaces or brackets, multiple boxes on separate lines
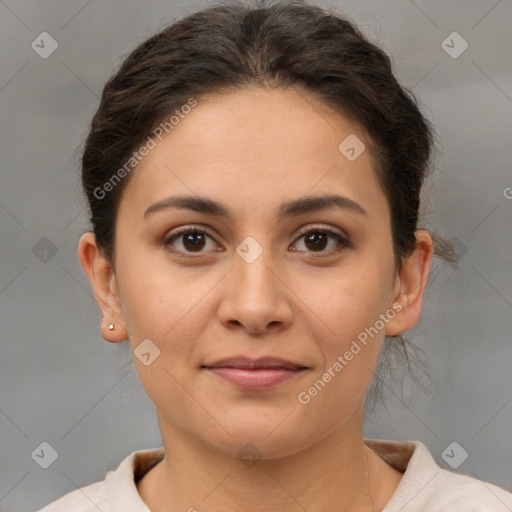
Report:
78,86,433,512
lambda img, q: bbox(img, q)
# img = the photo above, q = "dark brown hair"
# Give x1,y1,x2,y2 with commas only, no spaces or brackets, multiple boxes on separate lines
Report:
79,0,457,409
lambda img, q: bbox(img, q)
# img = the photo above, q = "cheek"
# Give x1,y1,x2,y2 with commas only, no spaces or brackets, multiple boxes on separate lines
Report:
292,257,392,408
295,295,386,431
117,249,218,345
296,259,392,347
115,255,216,427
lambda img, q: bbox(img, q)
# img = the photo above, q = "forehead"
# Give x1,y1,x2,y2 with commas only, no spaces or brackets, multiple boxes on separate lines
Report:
119,86,388,223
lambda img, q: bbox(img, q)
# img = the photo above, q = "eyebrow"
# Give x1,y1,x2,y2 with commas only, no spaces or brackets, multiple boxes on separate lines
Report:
143,193,368,220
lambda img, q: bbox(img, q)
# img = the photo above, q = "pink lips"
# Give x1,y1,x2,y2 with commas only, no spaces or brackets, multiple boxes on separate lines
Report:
203,357,308,390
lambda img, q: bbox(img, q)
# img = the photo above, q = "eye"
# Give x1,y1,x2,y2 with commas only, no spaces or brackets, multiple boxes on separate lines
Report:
291,226,350,256
163,227,220,257
163,225,350,258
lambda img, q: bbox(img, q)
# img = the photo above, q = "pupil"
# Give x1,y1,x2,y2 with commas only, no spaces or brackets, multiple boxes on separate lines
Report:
306,232,327,251
184,233,205,251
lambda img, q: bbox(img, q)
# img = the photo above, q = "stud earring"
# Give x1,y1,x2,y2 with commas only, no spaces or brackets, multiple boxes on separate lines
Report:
108,323,115,330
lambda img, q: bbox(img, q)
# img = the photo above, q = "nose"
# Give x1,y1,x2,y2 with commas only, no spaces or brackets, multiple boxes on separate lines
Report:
217,243,293,335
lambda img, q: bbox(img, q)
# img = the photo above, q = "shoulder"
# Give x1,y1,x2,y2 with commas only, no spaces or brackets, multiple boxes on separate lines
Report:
422,469,512,511
33,447,164,512
34,480,108,512
365,438,512,511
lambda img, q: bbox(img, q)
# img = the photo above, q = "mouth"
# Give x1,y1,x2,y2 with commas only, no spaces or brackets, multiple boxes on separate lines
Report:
202,357,309,390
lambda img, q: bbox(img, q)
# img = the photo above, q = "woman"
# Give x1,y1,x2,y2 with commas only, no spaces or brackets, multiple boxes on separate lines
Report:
37,0,512,510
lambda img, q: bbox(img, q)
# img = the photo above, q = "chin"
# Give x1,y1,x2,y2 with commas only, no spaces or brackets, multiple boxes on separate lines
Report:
201,417,309,461
214,435,304,462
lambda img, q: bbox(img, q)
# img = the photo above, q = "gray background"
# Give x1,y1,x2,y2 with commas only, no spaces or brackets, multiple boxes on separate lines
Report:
1,1,511,510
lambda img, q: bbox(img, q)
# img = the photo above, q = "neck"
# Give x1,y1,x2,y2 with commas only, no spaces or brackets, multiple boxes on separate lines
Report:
137,404,402,512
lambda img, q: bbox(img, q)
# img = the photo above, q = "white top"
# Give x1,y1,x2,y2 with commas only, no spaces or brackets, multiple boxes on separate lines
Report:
35,439,512,511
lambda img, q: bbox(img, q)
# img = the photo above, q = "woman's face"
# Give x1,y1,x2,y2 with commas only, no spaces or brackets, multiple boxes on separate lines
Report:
99,86,413,458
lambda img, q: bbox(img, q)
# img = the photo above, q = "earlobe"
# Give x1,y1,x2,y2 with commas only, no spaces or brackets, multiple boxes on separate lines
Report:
77,232,128,343
384,299,404,337
385,230,433,337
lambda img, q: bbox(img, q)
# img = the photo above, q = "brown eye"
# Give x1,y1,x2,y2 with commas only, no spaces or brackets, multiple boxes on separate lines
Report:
164,228,217,255
304,232,329,251
292,227,350,255
183,232,206,251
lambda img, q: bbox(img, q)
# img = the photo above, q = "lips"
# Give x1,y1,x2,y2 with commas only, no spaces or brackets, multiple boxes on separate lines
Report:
202,357,309,390
203,356,308,371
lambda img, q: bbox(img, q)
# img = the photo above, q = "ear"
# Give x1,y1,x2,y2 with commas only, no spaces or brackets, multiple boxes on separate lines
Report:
385,230,434,336
77,232,128,343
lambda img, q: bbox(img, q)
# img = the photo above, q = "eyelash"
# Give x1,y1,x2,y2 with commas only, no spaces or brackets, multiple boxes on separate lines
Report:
163,225,350,258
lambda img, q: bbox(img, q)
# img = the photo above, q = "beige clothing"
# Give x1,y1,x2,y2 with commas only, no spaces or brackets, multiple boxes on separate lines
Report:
35,439,512,511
